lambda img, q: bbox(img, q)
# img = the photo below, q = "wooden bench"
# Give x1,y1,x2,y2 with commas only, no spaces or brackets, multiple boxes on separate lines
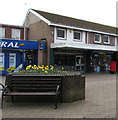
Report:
0,75,62,109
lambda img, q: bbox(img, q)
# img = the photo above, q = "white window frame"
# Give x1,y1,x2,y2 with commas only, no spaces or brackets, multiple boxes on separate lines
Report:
56,28,66,40
73,31,82,42
103,35,110,44
94,34,101,43
0,27,5,38
12,29,21,40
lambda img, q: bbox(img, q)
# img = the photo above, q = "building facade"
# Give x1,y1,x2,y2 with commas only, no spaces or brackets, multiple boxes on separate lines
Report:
0,24,38,75
23,9,117,73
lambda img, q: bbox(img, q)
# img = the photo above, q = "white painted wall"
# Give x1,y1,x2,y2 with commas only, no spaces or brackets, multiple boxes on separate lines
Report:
54,27,86,44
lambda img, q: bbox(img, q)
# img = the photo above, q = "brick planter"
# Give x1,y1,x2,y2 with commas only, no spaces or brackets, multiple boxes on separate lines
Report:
6,73,85,103
62,75,85,102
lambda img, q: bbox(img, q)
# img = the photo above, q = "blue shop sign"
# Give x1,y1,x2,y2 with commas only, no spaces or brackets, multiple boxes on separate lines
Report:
39,42,46,50
0,39,38,50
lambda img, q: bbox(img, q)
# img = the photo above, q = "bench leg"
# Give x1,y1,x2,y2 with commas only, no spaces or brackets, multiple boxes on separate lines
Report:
11,96,14,102
55,95,58,109
1,94,4,109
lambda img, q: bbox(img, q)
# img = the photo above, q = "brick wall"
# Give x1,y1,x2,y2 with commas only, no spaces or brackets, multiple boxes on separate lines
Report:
88,32,115,46
28,21,54,65
0,24,24,40
62,75,85,102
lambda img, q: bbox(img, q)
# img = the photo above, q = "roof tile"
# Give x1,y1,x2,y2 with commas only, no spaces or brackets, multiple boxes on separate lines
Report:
32,9,116,34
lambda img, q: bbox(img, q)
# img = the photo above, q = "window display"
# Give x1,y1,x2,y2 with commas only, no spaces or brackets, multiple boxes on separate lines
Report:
90,52,111,72
0,53,4,70
9,53,16,70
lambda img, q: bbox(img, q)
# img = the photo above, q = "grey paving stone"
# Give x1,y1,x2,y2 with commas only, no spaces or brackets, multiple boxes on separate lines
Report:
0,73,116,119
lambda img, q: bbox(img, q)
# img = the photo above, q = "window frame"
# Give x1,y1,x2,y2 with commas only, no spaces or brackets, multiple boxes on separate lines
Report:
11,29,21,40
0,27,5,38
103,35,110,44
56,28,66,40
94,34,101,43
73,31,82,42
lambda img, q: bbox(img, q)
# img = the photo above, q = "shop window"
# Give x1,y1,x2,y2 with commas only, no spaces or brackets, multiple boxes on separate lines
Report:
94,34,101,43
73,31,82,41
0,27,5,38
103,36,110,44
55,54,75,66
12,29,21,40
0,53,4,70
56,28,66,39
9,53,16,70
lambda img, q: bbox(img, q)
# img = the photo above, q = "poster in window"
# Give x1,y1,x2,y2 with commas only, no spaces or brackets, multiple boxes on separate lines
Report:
9,53,16,70
0,53,4,70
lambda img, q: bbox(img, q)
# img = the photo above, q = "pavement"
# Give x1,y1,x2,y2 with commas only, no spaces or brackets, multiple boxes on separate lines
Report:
0,73,116,119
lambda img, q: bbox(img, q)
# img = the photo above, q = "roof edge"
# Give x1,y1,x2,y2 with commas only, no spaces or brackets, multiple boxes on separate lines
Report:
50,23,117,37
0,23,24,28
23,9,51,26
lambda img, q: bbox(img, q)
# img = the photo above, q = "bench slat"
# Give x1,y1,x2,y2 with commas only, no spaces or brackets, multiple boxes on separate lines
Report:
11,85,59,87
12,78,62,80
12,81,61,84
5,92,56,96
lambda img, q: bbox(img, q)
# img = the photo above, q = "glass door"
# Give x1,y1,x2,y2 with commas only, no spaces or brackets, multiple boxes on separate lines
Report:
75,56,85,72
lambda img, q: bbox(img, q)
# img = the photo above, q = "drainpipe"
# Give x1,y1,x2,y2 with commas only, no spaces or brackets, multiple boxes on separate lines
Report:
24,26,26,40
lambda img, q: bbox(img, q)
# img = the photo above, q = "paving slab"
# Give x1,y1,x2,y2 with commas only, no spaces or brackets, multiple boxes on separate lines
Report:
0,73,116,119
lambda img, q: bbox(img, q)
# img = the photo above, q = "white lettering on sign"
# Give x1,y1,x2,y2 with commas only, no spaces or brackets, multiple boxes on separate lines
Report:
0,42,19,48
7,42,14,47
14,43,19,48
0,42,8,47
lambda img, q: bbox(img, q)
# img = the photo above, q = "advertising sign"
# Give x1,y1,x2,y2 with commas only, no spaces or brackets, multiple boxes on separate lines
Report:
0,39,38,50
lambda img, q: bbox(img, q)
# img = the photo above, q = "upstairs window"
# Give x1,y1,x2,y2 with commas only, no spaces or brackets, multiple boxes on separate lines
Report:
94,34,101,43
73,31,82,41
0,27,5,38
103,36,110,44
56,28,66,39
12,29,20,39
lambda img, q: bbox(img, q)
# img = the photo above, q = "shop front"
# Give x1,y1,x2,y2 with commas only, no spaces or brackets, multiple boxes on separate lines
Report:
89,51,115,72
50,48,116,73
0,39,38,75
52,48,86,72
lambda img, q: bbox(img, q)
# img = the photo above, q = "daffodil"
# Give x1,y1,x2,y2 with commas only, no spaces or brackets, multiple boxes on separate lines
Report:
44,71,48,73
62,67,64,70
42,69,45,71
45,67,49,70
46,65,49,68
50,66,54,70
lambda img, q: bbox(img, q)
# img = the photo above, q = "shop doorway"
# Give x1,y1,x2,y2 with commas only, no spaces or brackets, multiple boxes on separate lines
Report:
75,56,85,72
25,50,38,66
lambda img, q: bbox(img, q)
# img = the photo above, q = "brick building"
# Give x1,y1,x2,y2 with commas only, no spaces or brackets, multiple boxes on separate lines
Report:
23,9,117,72
0,24,38,75
0,24,24,40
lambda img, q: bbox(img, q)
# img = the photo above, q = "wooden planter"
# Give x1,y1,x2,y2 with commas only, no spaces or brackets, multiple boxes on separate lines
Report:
6,73,85,103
